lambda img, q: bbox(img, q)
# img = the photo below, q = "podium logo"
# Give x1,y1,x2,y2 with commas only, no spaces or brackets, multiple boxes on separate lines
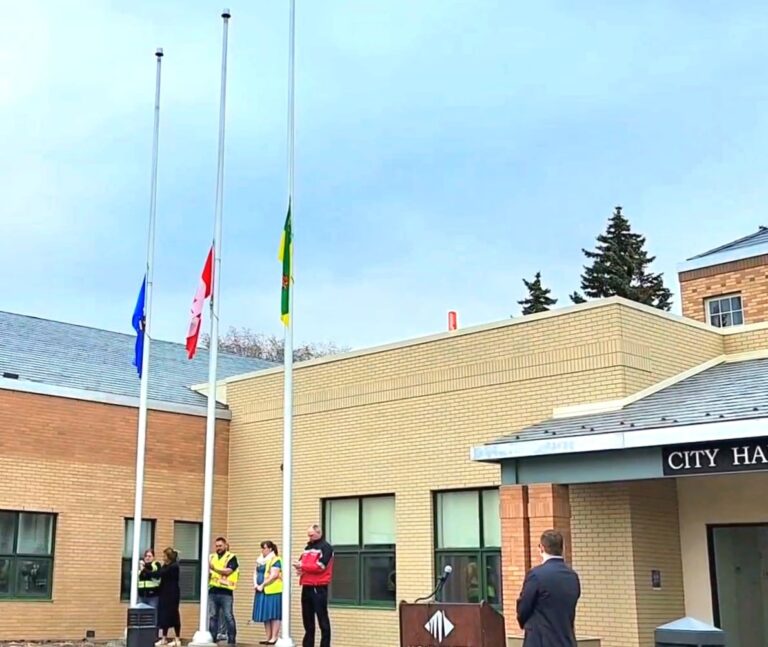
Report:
424,610,454,642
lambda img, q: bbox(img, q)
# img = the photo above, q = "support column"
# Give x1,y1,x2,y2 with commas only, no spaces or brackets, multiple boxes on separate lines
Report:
499,484,530,631
527,483,572,564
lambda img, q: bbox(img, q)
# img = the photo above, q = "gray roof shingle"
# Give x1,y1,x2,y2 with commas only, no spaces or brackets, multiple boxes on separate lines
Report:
688,226,768,260
0,311,274,408
489,358,768,445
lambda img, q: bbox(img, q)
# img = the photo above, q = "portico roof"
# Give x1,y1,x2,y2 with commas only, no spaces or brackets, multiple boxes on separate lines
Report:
472,357,768,462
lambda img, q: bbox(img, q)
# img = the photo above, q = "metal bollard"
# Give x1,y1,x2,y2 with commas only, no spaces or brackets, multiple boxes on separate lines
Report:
127,604,158,647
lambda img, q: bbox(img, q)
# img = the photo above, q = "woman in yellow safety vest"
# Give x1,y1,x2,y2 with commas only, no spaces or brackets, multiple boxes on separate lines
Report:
138,549,161,608
251,540,283,645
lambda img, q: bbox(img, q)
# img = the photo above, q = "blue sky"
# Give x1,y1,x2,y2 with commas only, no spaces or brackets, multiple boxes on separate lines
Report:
3,1,768,350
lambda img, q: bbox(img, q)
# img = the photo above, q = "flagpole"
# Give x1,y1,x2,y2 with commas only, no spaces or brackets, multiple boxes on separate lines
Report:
129,46,164,610
192,10,230,647
277,1,296,646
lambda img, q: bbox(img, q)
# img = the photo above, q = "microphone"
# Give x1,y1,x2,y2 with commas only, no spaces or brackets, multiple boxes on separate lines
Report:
414,564,453,603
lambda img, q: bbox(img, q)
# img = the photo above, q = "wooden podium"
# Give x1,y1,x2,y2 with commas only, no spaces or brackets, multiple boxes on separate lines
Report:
399,601,506,647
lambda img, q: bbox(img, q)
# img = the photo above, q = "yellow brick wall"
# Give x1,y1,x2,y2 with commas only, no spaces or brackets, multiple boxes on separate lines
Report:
570,480,685,647
616,307,722,393
570,483,639,647
225,301,728,647
723,326,768,354
629,480,685,645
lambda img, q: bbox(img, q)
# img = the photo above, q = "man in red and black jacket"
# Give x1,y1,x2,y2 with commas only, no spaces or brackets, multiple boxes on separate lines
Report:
293,524,334,647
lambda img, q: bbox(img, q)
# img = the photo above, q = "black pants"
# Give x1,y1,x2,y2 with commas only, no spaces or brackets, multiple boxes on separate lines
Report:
301,585,331,647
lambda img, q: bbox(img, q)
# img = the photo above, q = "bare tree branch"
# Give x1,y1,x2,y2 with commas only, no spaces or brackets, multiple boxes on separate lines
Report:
201,326,349,362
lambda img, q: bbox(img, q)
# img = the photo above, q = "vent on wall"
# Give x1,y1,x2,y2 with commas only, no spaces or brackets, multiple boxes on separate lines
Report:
2,372,19,379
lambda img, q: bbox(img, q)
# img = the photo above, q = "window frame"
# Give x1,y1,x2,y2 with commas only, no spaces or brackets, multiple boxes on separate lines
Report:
433,488,502,608
0,510,57,600
120,518,156,601
322,494,396,609
705,293,744,328
174,520,203,602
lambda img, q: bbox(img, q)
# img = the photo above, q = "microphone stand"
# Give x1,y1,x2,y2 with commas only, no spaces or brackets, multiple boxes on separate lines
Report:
414,572,450,603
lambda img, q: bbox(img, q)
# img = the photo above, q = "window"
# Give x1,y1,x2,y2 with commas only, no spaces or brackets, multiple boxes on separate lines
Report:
434,489,502,607
175,521,203,601
0,510,56,599
121,518,155,600
323,495,396,607
706,294,744,328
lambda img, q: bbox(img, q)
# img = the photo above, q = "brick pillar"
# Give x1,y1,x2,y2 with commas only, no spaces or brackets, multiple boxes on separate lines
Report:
499,484,530,633
527,483,572,564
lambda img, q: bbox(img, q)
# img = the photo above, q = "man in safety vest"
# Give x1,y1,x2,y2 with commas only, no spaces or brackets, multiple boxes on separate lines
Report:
208,536,239,645
138,549,161,610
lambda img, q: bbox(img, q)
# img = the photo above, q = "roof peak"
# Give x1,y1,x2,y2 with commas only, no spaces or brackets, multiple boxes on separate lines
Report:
688,226,768,261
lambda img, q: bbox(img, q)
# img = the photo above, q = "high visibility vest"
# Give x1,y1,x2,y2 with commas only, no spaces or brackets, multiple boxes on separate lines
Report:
209,551,239,591
138,561,161,590
262,554,283,595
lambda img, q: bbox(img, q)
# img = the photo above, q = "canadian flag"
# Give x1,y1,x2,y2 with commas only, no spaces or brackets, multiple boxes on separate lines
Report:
186,246,214,359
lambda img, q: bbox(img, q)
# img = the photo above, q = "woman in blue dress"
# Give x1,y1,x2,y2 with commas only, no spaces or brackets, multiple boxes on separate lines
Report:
252,540,283,645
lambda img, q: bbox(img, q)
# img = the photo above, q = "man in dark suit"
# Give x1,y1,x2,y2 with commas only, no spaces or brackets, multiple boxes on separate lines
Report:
516,529,581,647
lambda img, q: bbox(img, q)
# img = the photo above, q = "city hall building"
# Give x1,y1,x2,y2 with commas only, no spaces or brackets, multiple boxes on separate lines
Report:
3,227,768,647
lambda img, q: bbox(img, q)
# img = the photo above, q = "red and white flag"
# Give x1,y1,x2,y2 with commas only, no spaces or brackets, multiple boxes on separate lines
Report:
186,246,214,359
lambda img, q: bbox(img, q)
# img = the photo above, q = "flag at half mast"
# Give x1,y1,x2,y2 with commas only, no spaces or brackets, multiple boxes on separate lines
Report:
131,276,147,377
186,246,214,359
279,201,292,326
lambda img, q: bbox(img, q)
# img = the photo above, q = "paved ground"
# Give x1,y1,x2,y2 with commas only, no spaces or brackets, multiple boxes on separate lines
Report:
0,642,125,647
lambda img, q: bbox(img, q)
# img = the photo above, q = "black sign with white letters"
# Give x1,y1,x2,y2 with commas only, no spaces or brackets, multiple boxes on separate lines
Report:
662,437,768,476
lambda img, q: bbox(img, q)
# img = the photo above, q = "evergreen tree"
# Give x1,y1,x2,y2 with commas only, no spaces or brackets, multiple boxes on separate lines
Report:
569,291,586,304
517,271,557,315
570,206,672,310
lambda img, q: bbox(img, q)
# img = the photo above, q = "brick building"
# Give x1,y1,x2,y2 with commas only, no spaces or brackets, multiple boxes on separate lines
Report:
5,228,768,646
217,228,768,647
223,297,768,647
679,226,768,326
0,312,270,640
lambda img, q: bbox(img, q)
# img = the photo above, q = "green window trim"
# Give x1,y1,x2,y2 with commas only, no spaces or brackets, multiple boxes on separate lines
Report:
322,495,397,608
432,488,503,608
0,510,57,601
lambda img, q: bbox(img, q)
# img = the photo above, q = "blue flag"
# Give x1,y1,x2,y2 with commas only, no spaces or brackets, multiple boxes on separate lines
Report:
132,276,146,378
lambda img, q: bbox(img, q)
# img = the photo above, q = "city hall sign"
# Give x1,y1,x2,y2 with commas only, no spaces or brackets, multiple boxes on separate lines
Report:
662,437,768,476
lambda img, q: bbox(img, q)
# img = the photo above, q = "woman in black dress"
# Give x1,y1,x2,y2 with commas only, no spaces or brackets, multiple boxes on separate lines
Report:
143,547,181,647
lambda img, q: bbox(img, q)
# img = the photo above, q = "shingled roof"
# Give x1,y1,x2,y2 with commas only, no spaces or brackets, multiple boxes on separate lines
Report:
0,311,273,408
688,226,768,260
486,358,768,446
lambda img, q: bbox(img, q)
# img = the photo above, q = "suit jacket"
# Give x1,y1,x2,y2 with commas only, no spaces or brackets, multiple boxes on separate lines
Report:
516,557,581,647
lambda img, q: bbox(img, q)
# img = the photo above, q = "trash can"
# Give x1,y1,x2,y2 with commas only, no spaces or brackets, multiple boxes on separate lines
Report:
127,603,158,647
655,617,726,647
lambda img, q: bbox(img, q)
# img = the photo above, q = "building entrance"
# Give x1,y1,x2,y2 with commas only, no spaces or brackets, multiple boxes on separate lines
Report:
709,524,768,646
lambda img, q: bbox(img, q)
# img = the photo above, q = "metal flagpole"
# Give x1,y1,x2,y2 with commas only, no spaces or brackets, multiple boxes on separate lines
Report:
129,46,164,609
277,1,296,645
191,10,230,647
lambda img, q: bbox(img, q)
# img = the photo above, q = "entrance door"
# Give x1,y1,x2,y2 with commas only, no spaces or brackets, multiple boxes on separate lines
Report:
709,524,768,646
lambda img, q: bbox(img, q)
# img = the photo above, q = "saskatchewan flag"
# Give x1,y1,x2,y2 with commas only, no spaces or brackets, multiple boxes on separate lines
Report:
279,201,292,326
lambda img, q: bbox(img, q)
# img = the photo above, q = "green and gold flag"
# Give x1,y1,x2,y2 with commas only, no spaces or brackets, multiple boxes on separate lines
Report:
279,201,292,326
